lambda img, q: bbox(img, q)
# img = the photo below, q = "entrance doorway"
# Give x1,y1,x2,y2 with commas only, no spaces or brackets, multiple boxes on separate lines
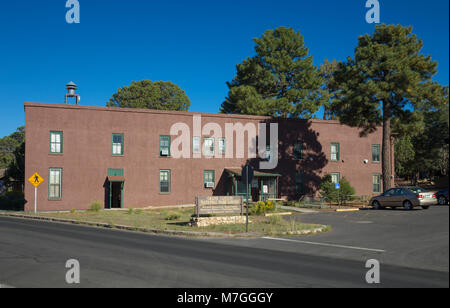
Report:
106,180,124,209
110,182,123,208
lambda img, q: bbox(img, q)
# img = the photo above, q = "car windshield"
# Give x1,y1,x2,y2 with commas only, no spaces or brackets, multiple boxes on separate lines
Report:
407,187,428,193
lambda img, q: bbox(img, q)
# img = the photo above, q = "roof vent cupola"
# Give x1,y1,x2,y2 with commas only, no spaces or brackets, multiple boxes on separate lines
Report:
65,81,80,105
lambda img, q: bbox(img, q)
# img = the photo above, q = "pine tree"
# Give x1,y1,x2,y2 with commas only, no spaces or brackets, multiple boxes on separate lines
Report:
331,24,446,192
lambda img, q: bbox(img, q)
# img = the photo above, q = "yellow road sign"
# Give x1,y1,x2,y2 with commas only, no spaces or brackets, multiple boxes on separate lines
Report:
28,172,44,188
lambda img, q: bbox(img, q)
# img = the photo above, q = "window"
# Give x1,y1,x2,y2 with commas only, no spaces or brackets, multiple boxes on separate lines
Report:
294,141,303,160
373,174,381,193
159,170,171,193
49,168,62,199
372,144,381,162
265,145,271,161
49,131,63,154
159,136,171,156
112,134,124,156
295,172,305,194
203,138,215,156
193,137,201,154
331,143,340,162
204,170,215,188
331,173,340,185
218,138,226,155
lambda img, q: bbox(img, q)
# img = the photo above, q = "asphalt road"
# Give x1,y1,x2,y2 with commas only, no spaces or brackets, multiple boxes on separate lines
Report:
0,206,448,288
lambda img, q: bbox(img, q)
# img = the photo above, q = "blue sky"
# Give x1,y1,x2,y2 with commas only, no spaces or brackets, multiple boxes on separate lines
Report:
0,0,448,138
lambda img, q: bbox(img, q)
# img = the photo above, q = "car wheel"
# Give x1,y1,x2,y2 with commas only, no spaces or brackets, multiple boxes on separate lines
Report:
422,206,430,210
403,200,413,211
438,196,448,205
372,201,382,210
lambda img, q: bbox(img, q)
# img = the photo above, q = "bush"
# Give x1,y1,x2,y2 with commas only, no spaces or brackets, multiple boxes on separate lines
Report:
0,192,26,211
250,200,276,216
165,213,181,221
319,175,355,205
88,201,103,212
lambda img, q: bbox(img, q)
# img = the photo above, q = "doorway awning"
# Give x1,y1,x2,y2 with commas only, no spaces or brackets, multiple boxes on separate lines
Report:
107,176,125,182
225,168,281,178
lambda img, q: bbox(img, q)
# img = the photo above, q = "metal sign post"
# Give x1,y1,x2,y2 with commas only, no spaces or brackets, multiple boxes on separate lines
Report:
28,172,44,214
335,183,340,208
242,165,254,233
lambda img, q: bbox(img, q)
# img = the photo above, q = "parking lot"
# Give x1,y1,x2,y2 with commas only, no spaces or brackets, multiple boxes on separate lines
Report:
208,206,450,274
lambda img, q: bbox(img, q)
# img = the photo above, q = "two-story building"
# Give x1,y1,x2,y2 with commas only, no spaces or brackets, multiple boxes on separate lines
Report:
24,102,388,211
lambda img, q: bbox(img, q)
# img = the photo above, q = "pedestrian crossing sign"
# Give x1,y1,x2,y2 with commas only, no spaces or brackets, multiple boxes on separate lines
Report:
29,172,44,188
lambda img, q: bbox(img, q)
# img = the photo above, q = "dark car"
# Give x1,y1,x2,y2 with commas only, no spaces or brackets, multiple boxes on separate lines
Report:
370,187,437,210
436,189,449,205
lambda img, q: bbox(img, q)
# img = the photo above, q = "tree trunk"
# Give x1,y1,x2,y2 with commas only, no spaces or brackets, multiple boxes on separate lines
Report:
382,101,392,192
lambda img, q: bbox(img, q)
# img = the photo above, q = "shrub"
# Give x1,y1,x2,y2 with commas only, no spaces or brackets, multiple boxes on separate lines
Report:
165,213,181,221
88,201,103,212
0,192,26,211
319,175,355,205
127,208,134,215
250,201,276,216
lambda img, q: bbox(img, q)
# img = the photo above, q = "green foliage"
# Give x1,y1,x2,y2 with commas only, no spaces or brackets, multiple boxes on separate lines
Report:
88,201,103,212
319,175,355,205
330,24,447,191
319,58,339,120
221,27,323,118
0,191,25,211
127,208,134,215
107,80,190,111
250,200,275,216
3,142,25,187
165,213,181,221
0,126,24,169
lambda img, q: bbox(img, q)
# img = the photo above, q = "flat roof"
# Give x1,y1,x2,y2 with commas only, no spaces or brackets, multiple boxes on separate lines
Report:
24,102,344,125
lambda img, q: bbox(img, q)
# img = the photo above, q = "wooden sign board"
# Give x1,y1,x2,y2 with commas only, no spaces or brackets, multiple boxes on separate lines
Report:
195,196,243,217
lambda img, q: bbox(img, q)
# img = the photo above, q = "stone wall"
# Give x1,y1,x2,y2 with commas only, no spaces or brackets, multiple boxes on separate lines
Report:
191,216,251,228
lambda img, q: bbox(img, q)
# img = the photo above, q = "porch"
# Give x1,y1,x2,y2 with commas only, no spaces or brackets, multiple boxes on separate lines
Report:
225,168,281,202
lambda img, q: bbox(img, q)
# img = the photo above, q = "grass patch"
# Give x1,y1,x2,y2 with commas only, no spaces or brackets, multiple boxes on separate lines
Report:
29,207,326,236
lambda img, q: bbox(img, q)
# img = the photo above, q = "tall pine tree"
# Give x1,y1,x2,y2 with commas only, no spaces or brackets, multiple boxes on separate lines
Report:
221,27,323,118
331,24,446,192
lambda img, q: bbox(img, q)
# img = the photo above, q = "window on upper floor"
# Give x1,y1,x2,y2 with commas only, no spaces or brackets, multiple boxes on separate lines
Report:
112,134,124,156
218,138,226,155
50,131,63,154
294,141,303,160
193,136,201,154
331,143,340,162
159,136,171,157
203,138,215,157
372,144,381,163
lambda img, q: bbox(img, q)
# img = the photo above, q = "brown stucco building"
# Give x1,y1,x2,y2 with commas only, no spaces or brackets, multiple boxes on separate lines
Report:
24,102,388,212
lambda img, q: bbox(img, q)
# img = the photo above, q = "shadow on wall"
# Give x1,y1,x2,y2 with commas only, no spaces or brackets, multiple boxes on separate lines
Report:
211,119,328,200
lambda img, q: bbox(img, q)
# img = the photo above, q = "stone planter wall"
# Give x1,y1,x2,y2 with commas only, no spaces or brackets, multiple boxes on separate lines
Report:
191,216,251,228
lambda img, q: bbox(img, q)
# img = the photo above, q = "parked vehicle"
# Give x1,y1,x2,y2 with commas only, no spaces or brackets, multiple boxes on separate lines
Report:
436,189,449,205
370,187,437,210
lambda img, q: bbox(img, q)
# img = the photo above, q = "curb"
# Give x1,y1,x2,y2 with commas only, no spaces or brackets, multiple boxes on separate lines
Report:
0,212,328,238
0,212,237,238
335,208,360,212
265,212,293,217
280,225,329,236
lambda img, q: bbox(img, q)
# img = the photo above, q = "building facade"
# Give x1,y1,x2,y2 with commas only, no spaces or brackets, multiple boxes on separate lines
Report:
24,102,388,212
